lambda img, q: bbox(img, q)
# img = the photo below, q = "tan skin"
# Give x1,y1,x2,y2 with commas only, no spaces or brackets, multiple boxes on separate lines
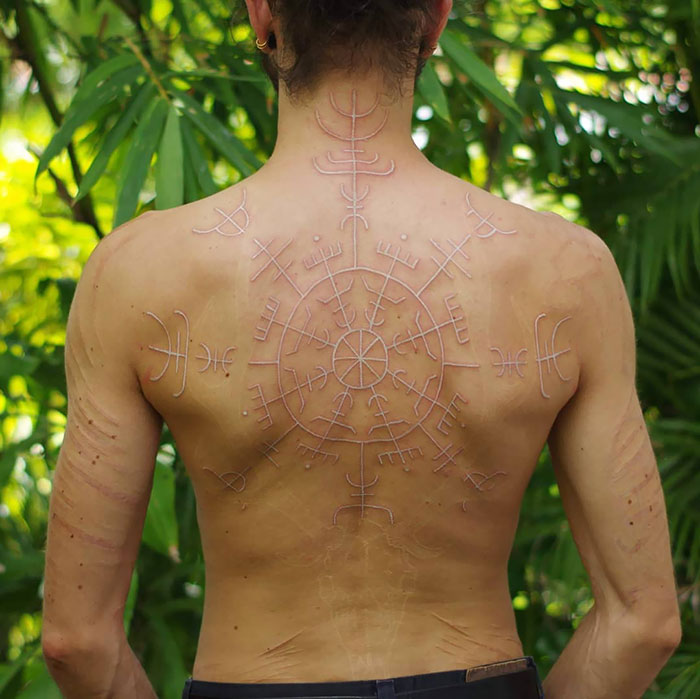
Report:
42,1,681,697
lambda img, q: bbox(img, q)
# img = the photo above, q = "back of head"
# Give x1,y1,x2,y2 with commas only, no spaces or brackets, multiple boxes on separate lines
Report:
251,0,441,100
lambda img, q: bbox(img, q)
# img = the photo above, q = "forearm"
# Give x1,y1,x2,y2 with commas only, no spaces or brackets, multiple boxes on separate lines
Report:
44,634,157,699
543,605,678,699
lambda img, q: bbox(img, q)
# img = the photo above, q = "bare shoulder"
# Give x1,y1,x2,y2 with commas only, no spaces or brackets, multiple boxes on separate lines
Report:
83,210,163,281
73,203,202,363
84,184,244,282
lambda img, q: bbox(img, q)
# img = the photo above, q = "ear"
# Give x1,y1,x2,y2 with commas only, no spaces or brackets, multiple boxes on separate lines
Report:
422,0,453,56
244,0,275,49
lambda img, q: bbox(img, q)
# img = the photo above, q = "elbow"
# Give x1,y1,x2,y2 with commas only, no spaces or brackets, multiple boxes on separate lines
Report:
42,627,86,667
41,625,121,667
648,613,682,653
625,603,682,654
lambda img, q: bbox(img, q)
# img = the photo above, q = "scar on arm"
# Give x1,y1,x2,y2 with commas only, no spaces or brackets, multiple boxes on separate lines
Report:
51,510,119,551
611,391,666,554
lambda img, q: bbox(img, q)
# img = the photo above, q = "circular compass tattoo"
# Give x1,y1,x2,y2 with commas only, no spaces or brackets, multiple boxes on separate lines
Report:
145,90,575,524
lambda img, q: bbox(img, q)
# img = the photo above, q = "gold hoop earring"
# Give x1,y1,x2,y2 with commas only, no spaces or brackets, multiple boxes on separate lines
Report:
255,36,269,50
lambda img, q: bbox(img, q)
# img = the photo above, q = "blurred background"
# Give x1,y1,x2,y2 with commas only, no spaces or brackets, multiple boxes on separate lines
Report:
0,0,698,696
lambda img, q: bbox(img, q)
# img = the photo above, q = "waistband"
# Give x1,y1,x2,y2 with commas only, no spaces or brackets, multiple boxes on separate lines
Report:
182,656,544,699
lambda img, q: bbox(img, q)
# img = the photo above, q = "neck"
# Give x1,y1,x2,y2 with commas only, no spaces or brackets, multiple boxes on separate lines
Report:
266,71,424,168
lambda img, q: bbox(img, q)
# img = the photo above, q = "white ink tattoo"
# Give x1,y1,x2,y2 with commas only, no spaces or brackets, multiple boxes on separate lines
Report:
313,90,395,267
196,343,237,373
145,310,190,398
465,192,517,238
534,313,573,399
193,189,250,237
461,470,508,511
172,92,589,524
490,347,528,379
417,236,472,297
333,443,395,525
145,310,237,397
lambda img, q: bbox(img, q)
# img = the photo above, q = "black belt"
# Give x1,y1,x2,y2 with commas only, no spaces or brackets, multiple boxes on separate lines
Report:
182,656,544,699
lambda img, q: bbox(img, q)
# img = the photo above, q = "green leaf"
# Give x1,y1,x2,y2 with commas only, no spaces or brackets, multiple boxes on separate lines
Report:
14,659,61,699
176,90,261,175
557,91,680,163
141,459,179,559
0,645,39,694
113,97,169,228
0,451,16,491
439,29,522,118
146,613,188,698
71,54,140,107
0,549,45,581
181,116,218,197
0,351,41,388
417,62,451,123
123,569,139,636
0,58,4,125
155,105,184,210
36,65,143,180
75,82,157,202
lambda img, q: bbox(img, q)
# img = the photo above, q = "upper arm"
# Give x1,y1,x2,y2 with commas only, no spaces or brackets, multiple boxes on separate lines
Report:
547,230,679,628
42,222,163,646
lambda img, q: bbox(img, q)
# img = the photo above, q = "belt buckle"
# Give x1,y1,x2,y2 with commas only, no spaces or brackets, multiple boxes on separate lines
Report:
464,657,530,683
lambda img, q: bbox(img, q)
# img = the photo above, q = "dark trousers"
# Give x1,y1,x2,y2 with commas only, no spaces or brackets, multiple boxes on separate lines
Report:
181,656,545,699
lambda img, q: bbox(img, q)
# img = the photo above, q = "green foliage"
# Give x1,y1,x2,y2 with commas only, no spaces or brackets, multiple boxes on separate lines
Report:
0,0,698,696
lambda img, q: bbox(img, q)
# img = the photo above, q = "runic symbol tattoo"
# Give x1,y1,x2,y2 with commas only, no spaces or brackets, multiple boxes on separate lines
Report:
193,189,250,237
318,274,355,329
255,297,280,342
465,193,516,238
461,470,508,511
222,91,518,524
432,442,465,473
145,310,190,398
362,275,406,328
333,444,394,525
145,310,237,395
444,294,469,344
418,236,472,296
249,384,274,430
203,467,247,493
437,393,467,435
376,241,419,270
297,443,339,463
283,308,332,355
195,344,237,373
534,313,573,399
251,238,301,296
313,90,395,267
304,243,343,270
464,470,508,491
490,347,528,378
377,446,423,465
333,329,388,389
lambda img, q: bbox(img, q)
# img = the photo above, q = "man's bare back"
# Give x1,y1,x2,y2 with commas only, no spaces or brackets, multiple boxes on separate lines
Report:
127,90,583,682
42,77,681,698
40,0,682,694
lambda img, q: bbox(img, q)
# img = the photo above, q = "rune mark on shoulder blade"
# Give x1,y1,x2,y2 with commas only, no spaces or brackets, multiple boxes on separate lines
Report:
490,347,528,379
193,189,250,238
145,310,237,398
534,313,573,398
465,192,517,239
